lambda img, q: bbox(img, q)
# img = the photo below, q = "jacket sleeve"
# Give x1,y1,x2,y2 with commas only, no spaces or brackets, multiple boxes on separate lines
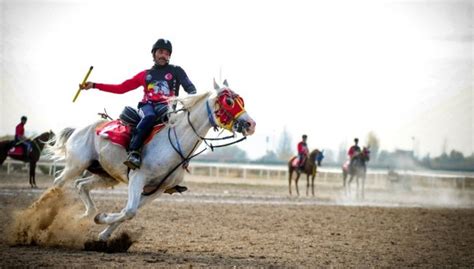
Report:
175,66,197,94
95,71,145,94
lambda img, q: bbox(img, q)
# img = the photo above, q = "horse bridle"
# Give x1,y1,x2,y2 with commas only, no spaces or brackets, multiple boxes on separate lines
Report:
142,93,248,196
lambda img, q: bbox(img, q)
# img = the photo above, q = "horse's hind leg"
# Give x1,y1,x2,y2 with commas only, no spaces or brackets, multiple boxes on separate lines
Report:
97,192,158,241
75,174,119,218
53,150,91,188
94,173,148,241
295,173,301,196
361,176,366,199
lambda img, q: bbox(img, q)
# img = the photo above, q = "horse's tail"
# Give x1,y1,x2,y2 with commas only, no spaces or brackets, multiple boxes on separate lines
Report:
45,127,75,161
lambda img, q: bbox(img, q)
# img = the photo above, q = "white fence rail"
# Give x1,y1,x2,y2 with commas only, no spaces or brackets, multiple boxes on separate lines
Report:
2,159,473,190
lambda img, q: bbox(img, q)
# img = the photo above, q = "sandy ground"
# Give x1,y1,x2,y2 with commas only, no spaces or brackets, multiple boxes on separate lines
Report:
0,172,473,268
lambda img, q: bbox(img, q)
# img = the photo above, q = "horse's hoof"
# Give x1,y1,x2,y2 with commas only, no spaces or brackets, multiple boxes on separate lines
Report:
94,213,106,224
164,185,188,195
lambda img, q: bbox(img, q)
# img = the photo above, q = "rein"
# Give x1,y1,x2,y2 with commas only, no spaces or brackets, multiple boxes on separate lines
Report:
141,99,247,196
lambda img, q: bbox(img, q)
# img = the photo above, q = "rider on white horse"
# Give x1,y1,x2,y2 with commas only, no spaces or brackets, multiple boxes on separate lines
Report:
79,38,197,169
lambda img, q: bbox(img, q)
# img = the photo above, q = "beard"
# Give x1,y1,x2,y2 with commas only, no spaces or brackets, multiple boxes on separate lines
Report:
155,57,169,66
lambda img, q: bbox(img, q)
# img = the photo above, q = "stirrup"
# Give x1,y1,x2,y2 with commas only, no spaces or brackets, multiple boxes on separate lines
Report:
123,151,141,169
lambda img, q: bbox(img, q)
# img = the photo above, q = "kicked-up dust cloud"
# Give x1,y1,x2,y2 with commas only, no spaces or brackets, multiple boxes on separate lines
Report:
6,187,93,249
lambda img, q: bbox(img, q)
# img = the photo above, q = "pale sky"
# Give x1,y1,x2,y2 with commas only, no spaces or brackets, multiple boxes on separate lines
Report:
0,0,472,160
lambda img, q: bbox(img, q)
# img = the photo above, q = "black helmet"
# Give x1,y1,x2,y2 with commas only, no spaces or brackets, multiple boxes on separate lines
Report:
21,116,27,121
151,38,172,54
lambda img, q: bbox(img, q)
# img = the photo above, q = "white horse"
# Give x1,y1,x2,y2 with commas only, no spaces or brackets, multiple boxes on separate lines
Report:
48,81,256,241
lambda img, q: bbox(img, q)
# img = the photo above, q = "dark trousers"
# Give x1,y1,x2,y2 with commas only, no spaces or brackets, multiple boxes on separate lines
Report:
129,102,168,151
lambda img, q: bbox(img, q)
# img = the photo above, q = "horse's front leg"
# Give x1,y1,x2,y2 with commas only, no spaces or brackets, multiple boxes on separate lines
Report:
361,175,366,199
75,174,119,218
306,174,310,196
29,162,36,188
311,173,315,196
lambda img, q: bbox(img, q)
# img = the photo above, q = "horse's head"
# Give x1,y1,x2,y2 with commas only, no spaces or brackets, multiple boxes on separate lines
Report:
35,130,55,145
310,149,324,166
362,146,370,161
317,149,325,166
212,79,256,136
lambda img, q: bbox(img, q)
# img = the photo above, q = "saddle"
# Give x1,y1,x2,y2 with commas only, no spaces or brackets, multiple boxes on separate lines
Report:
8,146,25,157
95,106,166,149
291,156,306,169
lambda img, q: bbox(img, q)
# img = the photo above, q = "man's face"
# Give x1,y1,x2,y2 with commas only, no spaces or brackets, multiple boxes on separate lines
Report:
154,48,171,66
22,119,27,124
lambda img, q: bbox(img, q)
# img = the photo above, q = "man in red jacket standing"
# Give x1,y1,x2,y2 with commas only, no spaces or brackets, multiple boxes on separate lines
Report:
80,38,197,169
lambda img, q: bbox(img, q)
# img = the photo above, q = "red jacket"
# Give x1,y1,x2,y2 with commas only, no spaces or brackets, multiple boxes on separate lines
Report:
297,141,308,156
95,65,197,104
15,123,25,138
95,70,171,104
348,145,361,158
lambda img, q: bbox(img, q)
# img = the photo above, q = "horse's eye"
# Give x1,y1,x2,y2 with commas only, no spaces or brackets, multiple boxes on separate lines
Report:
225,97,234,106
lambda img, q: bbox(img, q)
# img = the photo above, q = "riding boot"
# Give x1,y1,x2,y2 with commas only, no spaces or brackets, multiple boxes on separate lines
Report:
124,127,149,169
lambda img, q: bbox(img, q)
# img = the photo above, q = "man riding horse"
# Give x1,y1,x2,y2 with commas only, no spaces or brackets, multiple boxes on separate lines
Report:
15,116,32,158
348,137,361,167
79,38,197,169
297,134,309,170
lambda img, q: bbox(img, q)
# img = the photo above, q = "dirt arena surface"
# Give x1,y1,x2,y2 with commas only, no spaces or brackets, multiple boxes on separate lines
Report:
0,172,473,268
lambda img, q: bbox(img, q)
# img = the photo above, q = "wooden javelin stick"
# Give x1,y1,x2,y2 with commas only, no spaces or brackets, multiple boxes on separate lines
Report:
72,66,94,102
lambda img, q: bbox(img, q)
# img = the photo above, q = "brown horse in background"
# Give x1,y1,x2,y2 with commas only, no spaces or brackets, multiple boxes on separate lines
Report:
0,131,54,188
288,149,324,196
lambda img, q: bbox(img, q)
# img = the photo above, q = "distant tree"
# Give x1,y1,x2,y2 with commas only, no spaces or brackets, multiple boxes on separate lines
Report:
276,127,293,161
366,131,380,162
255,150,281,164
421,153,432,168
449,150,464,162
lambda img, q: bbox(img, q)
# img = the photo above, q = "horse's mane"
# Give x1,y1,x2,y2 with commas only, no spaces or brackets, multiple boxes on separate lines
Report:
167,91,213,126
170,91,212,110
309,149,320,158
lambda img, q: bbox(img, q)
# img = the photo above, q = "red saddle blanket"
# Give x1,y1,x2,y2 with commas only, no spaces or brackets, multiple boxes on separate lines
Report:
96,120,165,148
342,160,350,172
290,156,307,168
8,146,24,156
291,157,300,168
